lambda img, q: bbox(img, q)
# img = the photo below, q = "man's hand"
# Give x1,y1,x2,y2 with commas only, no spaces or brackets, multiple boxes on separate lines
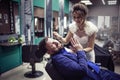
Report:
70,38,83,52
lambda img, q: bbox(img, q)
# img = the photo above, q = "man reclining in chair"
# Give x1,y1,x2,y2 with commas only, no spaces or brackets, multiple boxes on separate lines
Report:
37,37,120,80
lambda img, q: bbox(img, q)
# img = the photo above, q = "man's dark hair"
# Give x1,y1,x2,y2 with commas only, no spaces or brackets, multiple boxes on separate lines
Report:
35,37,48,58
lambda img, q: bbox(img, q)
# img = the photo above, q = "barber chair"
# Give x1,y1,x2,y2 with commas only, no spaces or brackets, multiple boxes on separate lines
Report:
22,45,43,78
45,59,64,80
94,44,114,71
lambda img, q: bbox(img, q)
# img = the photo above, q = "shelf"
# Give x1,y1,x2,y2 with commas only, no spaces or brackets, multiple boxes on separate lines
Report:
0,42,21,47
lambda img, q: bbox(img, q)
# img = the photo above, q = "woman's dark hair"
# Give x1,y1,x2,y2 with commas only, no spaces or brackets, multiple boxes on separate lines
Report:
72,3,88,17
35,37,48,58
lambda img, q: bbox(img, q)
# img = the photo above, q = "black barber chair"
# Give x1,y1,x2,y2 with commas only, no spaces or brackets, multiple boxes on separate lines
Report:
22,45,43,78
94,44,114,71
45,59,65,80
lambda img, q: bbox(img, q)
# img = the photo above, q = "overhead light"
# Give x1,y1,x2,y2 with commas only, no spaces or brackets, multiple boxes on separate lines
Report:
80,0,92,5
108,0,117,5
102,0,106,5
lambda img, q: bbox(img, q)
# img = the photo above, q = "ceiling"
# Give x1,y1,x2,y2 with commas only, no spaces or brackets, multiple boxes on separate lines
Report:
69,0,120,6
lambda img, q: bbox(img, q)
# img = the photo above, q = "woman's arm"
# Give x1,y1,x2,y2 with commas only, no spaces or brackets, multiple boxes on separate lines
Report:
53,31,73,44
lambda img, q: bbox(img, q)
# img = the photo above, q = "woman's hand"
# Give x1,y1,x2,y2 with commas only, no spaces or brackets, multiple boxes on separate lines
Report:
53,31,59,37
70,38,83,52
53,31,62,40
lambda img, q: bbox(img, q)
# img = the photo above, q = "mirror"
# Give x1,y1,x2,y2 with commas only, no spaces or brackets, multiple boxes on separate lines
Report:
34,17,44,37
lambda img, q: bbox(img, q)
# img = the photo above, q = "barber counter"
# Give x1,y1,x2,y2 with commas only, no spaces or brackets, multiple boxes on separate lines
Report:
0,44,22,74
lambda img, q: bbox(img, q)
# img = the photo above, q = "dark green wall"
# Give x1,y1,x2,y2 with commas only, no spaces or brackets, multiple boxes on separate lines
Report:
33,0,44,8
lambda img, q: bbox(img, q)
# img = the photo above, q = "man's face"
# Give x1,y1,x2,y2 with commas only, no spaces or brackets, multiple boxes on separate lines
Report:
46,38,62,54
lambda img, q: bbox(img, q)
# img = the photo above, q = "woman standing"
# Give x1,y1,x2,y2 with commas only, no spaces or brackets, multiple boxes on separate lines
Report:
53,3,98,62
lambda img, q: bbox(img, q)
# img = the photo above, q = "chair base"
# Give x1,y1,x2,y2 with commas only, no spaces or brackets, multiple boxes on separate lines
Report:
24,71,43,78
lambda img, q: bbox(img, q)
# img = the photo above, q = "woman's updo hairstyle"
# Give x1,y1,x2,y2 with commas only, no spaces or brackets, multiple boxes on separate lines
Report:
72,3,88,17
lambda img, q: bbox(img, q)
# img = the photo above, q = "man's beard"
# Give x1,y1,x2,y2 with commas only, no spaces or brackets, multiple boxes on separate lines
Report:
54,45,64,54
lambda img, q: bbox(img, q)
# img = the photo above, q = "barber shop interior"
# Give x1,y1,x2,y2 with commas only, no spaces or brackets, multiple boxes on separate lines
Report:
0,0,120,80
